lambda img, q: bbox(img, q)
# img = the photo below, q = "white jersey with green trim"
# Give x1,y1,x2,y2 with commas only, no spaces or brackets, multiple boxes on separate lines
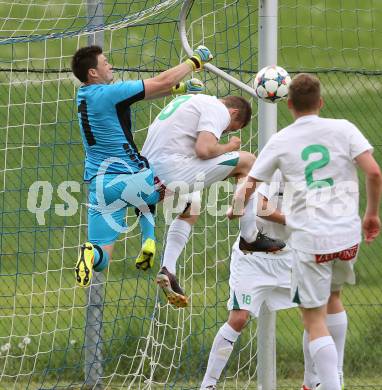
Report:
249,115,373,254
141,94,230,168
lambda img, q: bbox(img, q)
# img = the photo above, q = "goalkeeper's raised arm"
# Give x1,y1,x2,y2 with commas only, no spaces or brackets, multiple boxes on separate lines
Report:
143,45,213,99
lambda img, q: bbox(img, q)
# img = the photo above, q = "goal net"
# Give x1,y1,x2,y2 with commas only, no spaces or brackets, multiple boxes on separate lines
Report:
0,0,381,389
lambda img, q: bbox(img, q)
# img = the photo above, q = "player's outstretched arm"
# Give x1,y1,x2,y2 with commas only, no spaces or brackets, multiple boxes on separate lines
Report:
143,46,213,100
355,150,382,243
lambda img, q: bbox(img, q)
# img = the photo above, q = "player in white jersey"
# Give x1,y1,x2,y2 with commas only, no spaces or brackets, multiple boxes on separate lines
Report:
142,94,252,190
227,74,382,390
200,171,296,390
142,94,285,307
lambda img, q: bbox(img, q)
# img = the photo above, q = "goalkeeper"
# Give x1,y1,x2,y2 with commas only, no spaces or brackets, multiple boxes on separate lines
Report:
71,44,212,288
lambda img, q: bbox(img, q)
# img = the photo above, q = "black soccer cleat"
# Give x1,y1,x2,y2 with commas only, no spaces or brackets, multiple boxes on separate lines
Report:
156,266,188,308
239,230,286,254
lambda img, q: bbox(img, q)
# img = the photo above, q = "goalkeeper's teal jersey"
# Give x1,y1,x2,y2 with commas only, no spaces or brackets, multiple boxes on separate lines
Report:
76,81,149,182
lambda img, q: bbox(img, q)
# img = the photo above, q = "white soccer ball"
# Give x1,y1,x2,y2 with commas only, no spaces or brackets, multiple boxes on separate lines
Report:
253,65,291,103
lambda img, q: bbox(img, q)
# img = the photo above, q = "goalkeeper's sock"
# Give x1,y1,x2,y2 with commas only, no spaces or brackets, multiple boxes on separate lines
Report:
162,218,191,275
200,323,240,388
139,211,156,243
327,311,347,385
93,245,109,272
309,336,341,390
303,330,320,388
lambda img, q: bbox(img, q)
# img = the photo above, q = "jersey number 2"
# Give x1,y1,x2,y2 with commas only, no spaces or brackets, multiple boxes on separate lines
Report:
158,95,192,120
301,144,334,189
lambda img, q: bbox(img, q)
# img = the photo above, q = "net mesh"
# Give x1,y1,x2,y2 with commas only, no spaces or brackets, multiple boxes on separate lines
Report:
0,0,381,389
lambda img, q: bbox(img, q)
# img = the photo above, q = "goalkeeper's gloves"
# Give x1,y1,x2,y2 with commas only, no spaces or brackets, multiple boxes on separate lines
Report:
172,78,204,94
185,45,213,72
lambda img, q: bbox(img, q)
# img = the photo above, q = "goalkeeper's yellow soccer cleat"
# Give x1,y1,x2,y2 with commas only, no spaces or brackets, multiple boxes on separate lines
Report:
135,238,156,271
75,242,95,288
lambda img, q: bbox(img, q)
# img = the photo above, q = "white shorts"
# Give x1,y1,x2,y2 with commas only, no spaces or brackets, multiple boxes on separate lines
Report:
151,152,239,193
227,242,297,317
291,245,359,309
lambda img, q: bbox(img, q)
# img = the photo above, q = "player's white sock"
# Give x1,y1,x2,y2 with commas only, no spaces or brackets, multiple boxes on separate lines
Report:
162,218,192,275
200,323,240,389
327,311,347,386
239,194,258,242
309,336,341,390
303,330,319,388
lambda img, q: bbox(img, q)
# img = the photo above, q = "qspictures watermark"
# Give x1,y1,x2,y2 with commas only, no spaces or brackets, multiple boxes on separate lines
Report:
26,175,361,232
27,180,80,225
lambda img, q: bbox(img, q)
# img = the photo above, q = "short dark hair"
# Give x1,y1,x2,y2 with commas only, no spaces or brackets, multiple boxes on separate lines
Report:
71,45,103,83
288,73,321,112
222,95,252,128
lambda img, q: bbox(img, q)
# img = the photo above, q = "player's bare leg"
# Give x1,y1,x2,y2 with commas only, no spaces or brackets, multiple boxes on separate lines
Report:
200,310,248,389
327,291,344,313
226,151,255,181
227,309,249,331
75,243,113,287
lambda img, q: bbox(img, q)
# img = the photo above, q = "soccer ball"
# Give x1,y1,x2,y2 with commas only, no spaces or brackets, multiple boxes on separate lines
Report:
253,65,291,103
